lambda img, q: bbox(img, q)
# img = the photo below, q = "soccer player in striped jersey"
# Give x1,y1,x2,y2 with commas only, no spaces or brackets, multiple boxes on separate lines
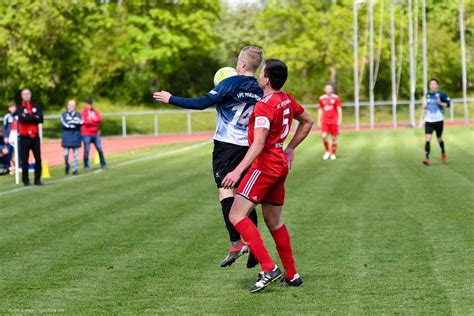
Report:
153,47,264,268
419,78,450,166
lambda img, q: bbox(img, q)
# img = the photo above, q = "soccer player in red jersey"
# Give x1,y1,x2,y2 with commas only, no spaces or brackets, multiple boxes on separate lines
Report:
221,59,314,293
318,84,342,160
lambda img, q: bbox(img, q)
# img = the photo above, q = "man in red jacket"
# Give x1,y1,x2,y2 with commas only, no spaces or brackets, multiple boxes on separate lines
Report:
81,98,107,170
15,89,44,186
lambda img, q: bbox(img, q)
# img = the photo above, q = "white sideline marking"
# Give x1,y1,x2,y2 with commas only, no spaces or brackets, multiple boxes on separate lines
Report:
0,141,210,197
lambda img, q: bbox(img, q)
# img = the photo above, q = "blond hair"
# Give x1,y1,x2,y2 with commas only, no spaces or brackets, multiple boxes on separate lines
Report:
239,46,264,72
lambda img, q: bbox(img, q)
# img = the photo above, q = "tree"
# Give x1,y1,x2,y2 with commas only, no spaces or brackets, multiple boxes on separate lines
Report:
0,0,221,108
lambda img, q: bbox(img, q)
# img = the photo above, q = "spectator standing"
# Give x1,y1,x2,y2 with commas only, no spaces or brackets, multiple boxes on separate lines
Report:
16,89,43,186
81,98,106,170
0,135,9,175
3,101,18,173
61,100,83,175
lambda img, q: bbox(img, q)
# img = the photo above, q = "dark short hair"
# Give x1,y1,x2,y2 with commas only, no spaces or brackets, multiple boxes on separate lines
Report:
429,77,440,85
263,59,288,90
86,97,93,105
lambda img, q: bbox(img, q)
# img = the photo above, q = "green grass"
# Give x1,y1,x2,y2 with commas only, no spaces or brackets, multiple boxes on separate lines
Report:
0,127,473,314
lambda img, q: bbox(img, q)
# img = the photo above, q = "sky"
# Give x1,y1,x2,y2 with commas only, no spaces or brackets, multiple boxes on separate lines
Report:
221,0,262,7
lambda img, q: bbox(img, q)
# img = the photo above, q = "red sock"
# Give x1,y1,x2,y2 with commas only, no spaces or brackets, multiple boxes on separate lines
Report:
332,142,337,154
271,225,297,280
234,217,275,272
323,139,329,152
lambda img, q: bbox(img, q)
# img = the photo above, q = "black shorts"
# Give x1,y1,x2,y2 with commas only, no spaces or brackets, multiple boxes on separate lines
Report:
212,140,248,188
425,121,444,137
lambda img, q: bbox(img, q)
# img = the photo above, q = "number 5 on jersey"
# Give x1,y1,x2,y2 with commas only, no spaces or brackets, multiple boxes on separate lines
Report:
280,108,290,139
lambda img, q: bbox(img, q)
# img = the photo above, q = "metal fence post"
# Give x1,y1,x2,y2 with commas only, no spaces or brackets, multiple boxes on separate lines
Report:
122,113,127,137
450,101,455,122
464,99,470,124
186,112,192,134
355,105,360,130
154,112,159,136
14,131,20,185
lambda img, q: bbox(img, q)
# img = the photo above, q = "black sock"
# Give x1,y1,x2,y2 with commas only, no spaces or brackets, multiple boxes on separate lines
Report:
425,142,430,159
439,141,445,154
220,197,241,243
248,208,258,227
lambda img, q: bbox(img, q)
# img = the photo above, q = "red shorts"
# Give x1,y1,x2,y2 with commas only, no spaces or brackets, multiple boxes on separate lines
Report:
237,168,287,206
322,123,339,136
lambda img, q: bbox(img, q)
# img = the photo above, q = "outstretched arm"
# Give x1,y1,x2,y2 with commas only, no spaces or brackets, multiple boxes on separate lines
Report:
153,91,215,110
284,111,314,169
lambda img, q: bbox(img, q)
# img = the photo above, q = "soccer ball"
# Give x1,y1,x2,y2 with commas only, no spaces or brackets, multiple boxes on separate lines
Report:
213,67,237,86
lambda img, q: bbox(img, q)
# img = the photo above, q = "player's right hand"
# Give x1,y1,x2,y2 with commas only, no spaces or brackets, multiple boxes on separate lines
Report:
221,170,241,189
153,91,172,104
284,148,295,169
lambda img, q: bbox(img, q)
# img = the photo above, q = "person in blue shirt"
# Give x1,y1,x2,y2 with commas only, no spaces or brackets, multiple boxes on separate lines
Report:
0,135,9,175
61,100,84,175
154,46,264,268
2,101,18,173
420,78,450,165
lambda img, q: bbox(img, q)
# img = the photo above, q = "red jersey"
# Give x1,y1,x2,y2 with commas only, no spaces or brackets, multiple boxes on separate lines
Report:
319,94,341,124
248,91,304,177
81,105,103,136
18,101,42,138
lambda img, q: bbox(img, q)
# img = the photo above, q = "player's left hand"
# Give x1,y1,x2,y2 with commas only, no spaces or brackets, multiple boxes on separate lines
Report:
153,91,172,104
221,170,241,189
284,148,295,169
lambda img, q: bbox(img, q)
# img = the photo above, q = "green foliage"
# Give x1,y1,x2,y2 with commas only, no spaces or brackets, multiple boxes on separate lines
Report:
0,0,471,109
257,0,355,102
0,0,220,107
256,0,472,103
215,3,265,67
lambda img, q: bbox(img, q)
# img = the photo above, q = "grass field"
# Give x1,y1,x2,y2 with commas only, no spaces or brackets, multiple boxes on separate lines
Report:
0,127,473,314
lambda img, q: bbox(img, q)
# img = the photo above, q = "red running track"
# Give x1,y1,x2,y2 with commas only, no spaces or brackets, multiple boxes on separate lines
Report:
41,133,213,167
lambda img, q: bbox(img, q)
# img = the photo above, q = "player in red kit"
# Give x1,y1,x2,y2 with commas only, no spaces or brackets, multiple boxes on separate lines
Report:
318,84,342,160
221,59,314,293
